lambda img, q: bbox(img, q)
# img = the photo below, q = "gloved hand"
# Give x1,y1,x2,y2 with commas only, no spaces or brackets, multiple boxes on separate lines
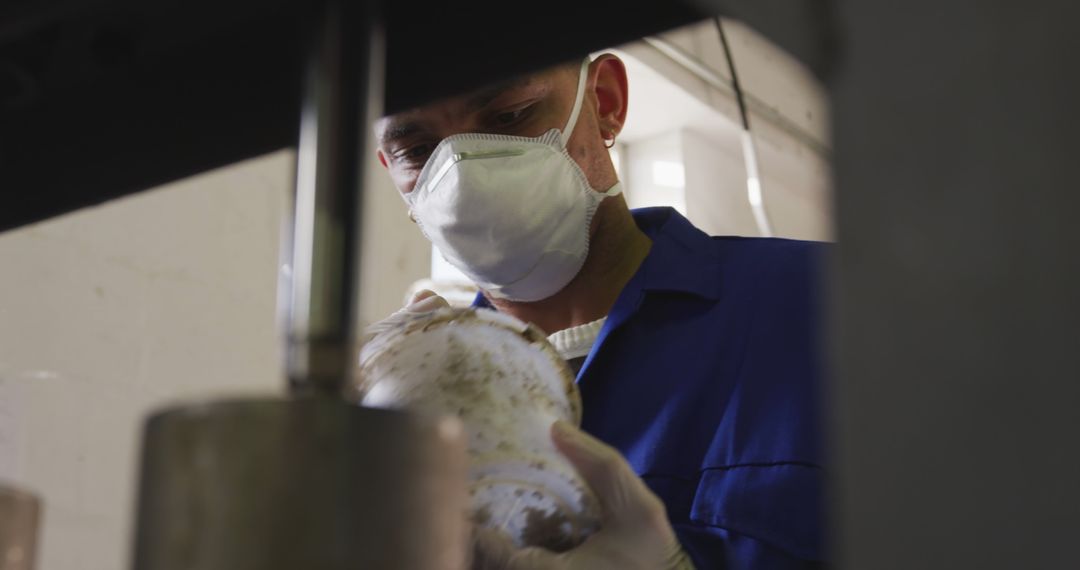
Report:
402,288,452,313
362,289,451,343
471,420,696,570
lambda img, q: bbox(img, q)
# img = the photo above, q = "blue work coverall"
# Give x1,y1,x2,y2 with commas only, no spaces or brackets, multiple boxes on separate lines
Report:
479,207,825,569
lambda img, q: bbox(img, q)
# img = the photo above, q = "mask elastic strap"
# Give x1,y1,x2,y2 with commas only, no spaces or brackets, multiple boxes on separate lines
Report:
599,180,623,197
560,58,591,146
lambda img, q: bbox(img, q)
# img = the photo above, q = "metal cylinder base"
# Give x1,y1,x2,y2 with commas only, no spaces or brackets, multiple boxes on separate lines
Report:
132,397,467,570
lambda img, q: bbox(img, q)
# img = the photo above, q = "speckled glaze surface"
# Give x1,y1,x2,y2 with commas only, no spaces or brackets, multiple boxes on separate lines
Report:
356,308,600,551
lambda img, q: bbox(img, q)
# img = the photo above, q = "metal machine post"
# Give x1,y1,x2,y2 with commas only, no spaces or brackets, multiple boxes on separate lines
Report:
130,2,469,569
284,0,381,396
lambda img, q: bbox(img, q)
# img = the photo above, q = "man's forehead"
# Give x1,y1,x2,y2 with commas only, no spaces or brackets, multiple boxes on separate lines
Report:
377,67,568,131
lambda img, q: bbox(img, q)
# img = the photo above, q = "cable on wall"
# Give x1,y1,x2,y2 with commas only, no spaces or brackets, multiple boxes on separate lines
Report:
714,17,775,237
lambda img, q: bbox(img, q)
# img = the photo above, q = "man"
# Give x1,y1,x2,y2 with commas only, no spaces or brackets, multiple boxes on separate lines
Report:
375,54,824,569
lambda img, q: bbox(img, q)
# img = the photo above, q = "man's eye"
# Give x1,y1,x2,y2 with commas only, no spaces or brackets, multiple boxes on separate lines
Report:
396,143,434,162
494,106,532,126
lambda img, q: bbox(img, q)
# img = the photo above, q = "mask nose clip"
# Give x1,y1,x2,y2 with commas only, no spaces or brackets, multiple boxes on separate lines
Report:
452,149,526,162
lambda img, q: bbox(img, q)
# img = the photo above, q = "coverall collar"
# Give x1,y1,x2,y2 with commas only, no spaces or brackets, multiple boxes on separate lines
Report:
471,206,725,381
630,207,723,302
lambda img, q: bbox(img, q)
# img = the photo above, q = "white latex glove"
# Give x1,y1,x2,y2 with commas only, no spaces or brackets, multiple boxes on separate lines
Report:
362,289,451,342
402,288,452,313
471,420,696,570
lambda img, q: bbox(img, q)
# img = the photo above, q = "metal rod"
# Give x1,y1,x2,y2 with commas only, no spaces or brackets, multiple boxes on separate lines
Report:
284,0,383,395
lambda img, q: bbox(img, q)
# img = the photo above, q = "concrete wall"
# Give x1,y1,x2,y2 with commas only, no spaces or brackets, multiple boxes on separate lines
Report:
0,151,290,569
0,148,430,569
617,18,833,241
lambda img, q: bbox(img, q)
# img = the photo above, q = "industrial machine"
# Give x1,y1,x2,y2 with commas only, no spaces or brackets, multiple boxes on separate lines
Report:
1,0,1077,568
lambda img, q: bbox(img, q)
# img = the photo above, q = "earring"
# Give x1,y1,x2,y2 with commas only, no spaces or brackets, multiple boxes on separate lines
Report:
603,131,617,149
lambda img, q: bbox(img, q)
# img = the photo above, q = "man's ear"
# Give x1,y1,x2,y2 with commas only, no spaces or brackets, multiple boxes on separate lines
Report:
590,54,629,139
376,148,389,169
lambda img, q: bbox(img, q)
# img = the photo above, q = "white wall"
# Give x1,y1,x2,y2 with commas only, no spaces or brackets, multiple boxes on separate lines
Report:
0,148,430,570
0,151,290,569
623,132,688,216
680,128,764,237
615,18,833,241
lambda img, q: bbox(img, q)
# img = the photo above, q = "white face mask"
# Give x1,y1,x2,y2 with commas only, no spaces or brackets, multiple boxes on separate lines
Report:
405,58,622,302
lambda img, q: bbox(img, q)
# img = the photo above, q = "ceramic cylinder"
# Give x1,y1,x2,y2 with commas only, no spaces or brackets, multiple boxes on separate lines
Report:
357,308,600,551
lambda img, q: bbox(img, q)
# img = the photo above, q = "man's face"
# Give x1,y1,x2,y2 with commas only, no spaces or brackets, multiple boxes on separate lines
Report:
374,59,621,197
